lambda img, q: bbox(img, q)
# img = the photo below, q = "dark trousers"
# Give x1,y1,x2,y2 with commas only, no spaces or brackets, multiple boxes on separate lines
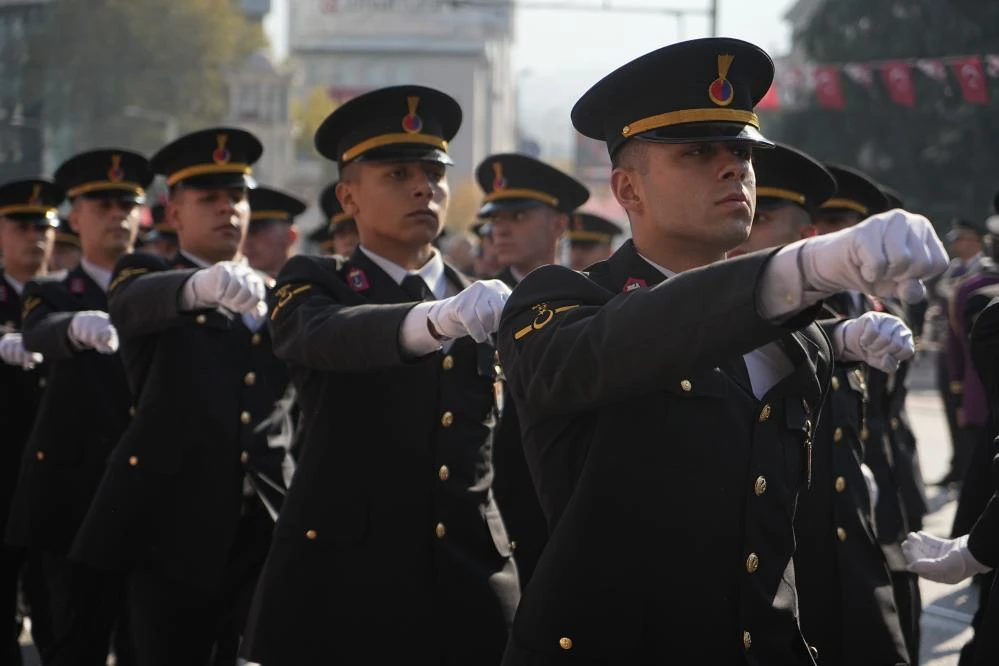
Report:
891,570,922,666
128,562,221,666
211,498,274,666
37,552,131,666
959,572,995,666
952,430,998,538
1,544,22,666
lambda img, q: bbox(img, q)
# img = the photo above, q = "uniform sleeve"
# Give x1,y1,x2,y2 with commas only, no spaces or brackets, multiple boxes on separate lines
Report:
267,255,424,372
498,251,820,419
20,279,76,361
107,253,198,339
970,297,999,409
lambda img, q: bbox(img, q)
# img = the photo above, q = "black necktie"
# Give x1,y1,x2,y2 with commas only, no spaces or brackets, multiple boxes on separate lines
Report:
723,354,754,395
401,275,435,302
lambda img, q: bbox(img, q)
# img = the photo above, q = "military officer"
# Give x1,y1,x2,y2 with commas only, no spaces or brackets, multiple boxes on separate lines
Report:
735,143,912,666
811,165,925,663
241,85,519,666
476,153,589,289
244,185,306,277
49,217,82,272
565,212,623,270
68,128,290,666
314,180,359,257
4,149,152,666
0,178,60,665
137,203,179,262
496,37,947,665
474,154,588,587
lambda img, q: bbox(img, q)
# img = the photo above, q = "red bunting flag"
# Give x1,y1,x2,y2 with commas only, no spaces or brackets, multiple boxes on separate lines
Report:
950,56,989,104
813,65,845,109
880,61,916,107
756,82,780,110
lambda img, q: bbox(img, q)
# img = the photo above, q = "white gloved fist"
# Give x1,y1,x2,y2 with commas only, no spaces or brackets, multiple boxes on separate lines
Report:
902,532,992,584
799,210,949,304
834,311,915,373
68,311,119,354
0,333,43,369
425,279,512,343
859,462,879,509
183,261,266,315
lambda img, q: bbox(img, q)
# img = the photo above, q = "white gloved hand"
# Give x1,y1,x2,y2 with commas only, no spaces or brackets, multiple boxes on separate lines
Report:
859,462,879,509
425,279,512,343
799,210,949,304
834,311,915,373
902,532,992,584
68,311,119,354
182,261,266,315
0,333,43,369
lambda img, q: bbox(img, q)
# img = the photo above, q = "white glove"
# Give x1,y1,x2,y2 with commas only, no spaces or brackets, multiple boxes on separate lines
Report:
68,311,119,354
902,532,992,584
426,279,512,343
0,333,43,369
799,210,949,304
859,462,879,508
834,311,915,373
181,261,266,315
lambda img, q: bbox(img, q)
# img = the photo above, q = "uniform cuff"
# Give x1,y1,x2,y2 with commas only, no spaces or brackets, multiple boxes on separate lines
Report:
400,302,442,356
756,242,825,321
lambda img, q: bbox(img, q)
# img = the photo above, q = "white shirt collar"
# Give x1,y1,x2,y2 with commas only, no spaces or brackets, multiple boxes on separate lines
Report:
179,250,212,269
80,258,113,293
636,253,677,278
3,273,25,296
359,245,447,299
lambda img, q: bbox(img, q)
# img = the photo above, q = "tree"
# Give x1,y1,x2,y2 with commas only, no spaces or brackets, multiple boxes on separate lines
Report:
770,0,999,224
24,0,265,160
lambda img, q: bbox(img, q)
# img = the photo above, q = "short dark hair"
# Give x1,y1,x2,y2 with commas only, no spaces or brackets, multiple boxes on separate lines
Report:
611,140,649,173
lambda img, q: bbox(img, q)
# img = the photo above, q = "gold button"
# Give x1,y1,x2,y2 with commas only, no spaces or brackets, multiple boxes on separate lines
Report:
35,451,44,461
890,417,899,430
746,553,760,573
38,377,46,388
758,404,771,423
860,426,869,442
559,637,572,650
435,522,446,539
240,451,249,464
129,456,138,467
837,527,847,542
251,333,262,346
240,411,251,425
743,631,752,650
129,405,136,417
509,540,517,551
680,379,692,392
438,465,450,481
809,646,818,658
441,411,454,428
831,376,840,390
835,476,846,492
442,355,454,371
305,529,317,540
833,427,843,443
754,476,767,496
244,372,256,386
195,314,207,325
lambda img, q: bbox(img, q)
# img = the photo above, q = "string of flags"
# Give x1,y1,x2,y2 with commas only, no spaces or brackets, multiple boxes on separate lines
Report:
758,54,999,111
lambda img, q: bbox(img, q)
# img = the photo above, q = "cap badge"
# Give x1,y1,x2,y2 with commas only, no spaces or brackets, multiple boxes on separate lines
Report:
108,154,125,182
708,54,736,107
213,134,231,165
402,96,423,134
491,162,507,191
27,184,42,206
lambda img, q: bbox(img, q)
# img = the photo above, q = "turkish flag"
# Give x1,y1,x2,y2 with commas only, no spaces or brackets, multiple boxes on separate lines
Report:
880,61,916,107
756,82,780,110
950,56,989,105
813,66,845,109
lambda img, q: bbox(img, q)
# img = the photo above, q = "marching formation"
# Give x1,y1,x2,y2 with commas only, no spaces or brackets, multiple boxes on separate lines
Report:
1,34,998,666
